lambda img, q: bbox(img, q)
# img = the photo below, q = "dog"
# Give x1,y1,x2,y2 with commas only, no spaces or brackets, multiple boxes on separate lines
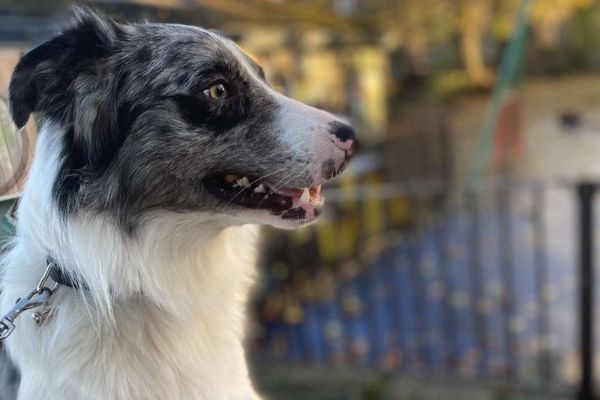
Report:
0,8,355,400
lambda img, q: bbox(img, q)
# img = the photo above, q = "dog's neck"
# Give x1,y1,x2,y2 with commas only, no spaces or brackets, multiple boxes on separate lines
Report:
17,121,259,313
2,122,261,399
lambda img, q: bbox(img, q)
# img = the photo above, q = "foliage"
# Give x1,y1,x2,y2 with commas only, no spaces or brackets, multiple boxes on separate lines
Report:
9,0,597,90
85,0,599,87
353,0,598,87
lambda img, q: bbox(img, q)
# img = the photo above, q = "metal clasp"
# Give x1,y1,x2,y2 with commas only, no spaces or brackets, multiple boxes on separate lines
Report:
0,263,60,341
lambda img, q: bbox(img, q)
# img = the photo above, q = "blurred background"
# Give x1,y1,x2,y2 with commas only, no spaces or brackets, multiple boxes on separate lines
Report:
1,0,600,399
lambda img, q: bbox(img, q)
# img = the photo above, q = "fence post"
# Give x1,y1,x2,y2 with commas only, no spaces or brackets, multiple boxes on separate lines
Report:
578,182,597,400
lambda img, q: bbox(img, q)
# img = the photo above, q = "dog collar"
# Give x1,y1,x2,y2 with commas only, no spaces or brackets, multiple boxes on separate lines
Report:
47,256,88,290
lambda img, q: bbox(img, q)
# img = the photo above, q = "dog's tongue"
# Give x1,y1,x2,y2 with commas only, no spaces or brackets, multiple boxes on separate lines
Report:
267,186,303,197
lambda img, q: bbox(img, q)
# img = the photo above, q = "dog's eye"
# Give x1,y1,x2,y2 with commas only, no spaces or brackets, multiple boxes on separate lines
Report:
203,83,228,100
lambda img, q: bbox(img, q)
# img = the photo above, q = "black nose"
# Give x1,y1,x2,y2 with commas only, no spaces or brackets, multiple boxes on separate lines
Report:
329,121,356,141
328,121,357,153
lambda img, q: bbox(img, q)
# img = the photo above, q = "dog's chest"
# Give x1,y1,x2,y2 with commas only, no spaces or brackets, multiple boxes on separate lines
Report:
3,225,261,400
14,304,257,399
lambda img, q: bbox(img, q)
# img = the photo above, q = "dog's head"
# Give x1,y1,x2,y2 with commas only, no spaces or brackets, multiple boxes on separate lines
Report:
9,8,356,232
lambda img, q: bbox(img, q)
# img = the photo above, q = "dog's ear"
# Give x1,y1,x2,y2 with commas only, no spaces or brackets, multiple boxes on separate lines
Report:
8,7,122,129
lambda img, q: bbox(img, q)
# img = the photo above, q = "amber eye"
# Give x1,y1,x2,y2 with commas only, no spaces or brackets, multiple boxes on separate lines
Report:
203,83,228,100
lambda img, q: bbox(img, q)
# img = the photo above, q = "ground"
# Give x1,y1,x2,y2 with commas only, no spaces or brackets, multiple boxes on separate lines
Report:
253,362,570,400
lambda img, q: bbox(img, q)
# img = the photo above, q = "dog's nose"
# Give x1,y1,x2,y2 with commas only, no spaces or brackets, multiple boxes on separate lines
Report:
328,121,357,154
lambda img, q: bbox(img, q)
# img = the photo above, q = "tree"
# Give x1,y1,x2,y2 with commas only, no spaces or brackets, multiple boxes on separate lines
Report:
87,0,598,87
530,0,593,47
457,0,495,87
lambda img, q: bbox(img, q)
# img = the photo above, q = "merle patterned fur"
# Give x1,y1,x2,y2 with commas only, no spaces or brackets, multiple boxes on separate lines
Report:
9,8,316,233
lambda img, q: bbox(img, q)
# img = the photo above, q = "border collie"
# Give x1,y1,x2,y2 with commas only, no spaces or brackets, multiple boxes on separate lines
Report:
0,8,355,399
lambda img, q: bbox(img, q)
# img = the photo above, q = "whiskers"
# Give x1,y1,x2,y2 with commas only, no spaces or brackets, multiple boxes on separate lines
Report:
211,148,309,211
222,167,287,208
256,169,305,209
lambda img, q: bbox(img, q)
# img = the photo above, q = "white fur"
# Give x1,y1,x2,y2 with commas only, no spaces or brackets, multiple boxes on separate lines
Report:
1,122,263,399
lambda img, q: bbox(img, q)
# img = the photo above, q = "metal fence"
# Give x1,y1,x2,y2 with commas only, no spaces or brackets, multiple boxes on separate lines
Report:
253,178,597,398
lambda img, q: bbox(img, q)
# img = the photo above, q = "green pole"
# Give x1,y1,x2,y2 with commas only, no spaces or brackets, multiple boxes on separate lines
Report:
470,0,533,184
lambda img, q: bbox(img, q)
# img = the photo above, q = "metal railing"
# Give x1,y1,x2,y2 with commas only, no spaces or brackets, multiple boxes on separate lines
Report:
254,178,596,398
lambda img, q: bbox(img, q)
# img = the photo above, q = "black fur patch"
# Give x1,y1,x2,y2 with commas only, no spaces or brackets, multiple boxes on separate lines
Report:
9,8,119,129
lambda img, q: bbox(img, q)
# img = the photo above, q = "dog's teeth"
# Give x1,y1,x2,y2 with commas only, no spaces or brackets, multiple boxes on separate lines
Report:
237,177,250,187
224,175,238,183
300,188,310,204
254,183,266,193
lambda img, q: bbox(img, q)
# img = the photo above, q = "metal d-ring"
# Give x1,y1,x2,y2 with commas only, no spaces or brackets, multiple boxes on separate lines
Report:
36,261,60,293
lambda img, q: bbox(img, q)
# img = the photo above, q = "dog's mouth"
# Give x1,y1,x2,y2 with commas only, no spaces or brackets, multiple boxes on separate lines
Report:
203,174,324,221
